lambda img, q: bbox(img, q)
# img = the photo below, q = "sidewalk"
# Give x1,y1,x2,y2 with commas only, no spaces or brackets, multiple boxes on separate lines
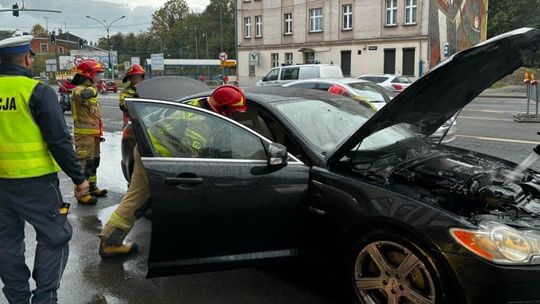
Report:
480,85,528,98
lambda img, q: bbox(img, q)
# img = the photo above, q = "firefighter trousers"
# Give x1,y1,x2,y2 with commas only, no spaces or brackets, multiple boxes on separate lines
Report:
74,135,101,187
100,146,151,245
0,174,72,304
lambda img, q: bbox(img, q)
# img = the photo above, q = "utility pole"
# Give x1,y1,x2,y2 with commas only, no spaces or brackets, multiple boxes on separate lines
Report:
86,15,125,80
43,16,50,32
219,3,224,52
203,33,209,59
195,33,198,59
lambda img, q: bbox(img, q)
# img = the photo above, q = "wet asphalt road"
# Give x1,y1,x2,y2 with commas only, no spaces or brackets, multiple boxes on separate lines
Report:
1,91,540,304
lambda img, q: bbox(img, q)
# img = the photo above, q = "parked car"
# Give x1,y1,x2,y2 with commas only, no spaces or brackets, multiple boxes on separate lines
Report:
32,76,49,85
283,78,457,143
255,64,343,87
96,79,118,93
123,28,540,304
357,74,413,93
283,78,394,110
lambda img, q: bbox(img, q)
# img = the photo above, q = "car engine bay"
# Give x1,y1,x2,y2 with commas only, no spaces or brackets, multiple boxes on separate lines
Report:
350,144,540,228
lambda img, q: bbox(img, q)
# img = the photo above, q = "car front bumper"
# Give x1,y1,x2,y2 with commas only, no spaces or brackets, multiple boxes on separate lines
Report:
443,251,540,303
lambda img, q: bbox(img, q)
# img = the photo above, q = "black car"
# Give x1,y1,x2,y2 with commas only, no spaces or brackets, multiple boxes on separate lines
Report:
125,29,540,304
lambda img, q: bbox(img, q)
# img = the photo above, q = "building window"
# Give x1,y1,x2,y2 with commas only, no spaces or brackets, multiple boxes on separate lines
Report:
309,8,323,33
271,53,279,68
342,4,353,30
285,52,293,64
255,15,263,38
386,0,397,26
244,17,252,38
40,43,48,53
284,13,293,35
405,0,417,24
58,46,64,54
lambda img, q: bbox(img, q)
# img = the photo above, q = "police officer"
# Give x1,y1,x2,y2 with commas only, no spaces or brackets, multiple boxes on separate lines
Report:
70,59,108,205
99,85,247,257
0,35,89,304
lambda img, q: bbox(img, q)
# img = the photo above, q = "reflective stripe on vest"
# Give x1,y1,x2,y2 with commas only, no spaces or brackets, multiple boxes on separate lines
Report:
0,75,60,178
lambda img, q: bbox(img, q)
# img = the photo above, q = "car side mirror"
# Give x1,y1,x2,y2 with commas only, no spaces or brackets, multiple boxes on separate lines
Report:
262,76,267,82
267,143,288,169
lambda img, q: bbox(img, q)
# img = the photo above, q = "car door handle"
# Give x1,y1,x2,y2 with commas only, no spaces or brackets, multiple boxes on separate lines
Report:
165,177,203,185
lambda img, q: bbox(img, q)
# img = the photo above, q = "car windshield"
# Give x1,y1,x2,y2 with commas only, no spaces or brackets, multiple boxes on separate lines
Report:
272,97,373,153
347,82,388,102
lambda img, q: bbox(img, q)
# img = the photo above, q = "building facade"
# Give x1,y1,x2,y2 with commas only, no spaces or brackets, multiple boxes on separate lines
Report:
237,0,488,81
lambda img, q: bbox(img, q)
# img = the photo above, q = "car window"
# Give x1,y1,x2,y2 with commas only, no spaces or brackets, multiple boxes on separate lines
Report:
359,76,388,83
298,66,318,79
280,67,300,80
391,76,412,83
287,82,318,89
132,102,267,160
265,68,279,81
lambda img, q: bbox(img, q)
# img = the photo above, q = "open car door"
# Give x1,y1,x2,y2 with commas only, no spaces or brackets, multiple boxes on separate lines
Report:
126,98,310,278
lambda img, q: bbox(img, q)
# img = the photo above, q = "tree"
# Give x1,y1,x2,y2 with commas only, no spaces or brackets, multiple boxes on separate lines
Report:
30,24,48,37
0,30,14,39
488,0,540,37
150,0,190,37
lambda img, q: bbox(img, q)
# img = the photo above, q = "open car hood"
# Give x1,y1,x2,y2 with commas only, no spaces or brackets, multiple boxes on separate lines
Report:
135,76,209,101
328,28,540,165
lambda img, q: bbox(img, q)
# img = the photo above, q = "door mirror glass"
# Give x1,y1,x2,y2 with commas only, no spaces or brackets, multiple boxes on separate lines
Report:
267,143,288,168
262,76,267,81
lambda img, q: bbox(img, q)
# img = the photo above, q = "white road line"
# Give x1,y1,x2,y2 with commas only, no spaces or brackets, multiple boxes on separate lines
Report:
459,116,513,122
101,106,120,109
463,109,519,114
457,134,540,145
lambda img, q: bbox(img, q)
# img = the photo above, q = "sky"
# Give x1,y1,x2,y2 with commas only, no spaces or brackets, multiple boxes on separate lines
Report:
0,0,210,42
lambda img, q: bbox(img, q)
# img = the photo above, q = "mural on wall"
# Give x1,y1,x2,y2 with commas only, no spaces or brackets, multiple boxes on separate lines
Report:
428,0,488,68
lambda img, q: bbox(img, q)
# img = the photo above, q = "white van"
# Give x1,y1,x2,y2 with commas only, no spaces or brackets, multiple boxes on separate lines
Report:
255,64,343,86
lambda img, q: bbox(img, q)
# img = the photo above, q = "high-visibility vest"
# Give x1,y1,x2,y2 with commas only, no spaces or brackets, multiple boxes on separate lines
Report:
0,75,60,178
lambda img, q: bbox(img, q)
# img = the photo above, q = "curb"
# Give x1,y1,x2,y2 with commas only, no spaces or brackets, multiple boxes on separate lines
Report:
479,94,526,99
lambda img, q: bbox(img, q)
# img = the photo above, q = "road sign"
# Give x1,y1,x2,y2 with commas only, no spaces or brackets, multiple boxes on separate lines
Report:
45,59,57,72
219,52,228,62
124,61,130,70
151,53,164,71
249,51,259,65
221,60,237,68
131,57,140,65
74,56,83,66
444,42,449,57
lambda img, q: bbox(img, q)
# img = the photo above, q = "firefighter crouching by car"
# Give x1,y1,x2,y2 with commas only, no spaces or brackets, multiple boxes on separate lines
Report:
70,59,108,205
98,85,247,257
119,63,145,156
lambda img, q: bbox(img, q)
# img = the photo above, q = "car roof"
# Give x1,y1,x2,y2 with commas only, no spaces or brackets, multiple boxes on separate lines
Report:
284,78,370,85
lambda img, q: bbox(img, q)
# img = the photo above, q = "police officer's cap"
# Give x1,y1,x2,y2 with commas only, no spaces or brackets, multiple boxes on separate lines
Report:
0,35,35,56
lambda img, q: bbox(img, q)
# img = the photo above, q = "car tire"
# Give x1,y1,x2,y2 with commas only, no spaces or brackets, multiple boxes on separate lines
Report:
345,229,451,304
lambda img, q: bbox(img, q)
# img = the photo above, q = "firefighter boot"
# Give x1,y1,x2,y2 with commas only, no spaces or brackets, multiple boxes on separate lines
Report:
90,185,108,197
99,240,138,258
75,186,98,205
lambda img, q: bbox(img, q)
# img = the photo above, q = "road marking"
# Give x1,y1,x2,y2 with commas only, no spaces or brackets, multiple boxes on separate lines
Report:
459,116,513,122
101,106,120,109
463,109,518,114
457,134,540,145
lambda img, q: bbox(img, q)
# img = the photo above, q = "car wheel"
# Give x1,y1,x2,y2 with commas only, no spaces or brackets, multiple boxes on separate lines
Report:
346,229,448,304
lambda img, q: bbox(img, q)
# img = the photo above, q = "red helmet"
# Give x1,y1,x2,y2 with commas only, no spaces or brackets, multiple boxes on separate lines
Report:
208,85,247,115
123,63,145,83
76,59,104,79
328,85,350,97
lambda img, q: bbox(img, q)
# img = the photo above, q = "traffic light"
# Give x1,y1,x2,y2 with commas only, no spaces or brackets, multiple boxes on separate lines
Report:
12,3,19,17
78,39,84,49
108,63,112,72
50,31,56,45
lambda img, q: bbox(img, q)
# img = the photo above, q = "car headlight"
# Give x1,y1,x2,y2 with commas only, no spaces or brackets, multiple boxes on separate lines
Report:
450,221,540,265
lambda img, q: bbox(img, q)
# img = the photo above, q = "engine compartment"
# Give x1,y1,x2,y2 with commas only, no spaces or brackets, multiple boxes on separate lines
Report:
350,145,540,228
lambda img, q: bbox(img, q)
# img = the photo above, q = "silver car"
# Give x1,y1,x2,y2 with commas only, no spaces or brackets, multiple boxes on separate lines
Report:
357,74,413,93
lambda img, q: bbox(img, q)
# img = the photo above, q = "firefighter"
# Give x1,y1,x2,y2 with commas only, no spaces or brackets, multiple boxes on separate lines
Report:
70,59,108,205
0,35,88,304
119,64,145,158
98,85,247,257
327,84,377,111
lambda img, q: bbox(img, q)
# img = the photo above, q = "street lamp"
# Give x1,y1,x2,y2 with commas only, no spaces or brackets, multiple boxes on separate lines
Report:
85,15,125,79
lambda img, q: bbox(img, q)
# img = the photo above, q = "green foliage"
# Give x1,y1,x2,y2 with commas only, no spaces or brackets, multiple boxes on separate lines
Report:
30,24,48,37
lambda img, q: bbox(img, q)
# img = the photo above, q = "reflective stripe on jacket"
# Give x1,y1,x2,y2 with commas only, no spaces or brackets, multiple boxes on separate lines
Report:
0,75,60,178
